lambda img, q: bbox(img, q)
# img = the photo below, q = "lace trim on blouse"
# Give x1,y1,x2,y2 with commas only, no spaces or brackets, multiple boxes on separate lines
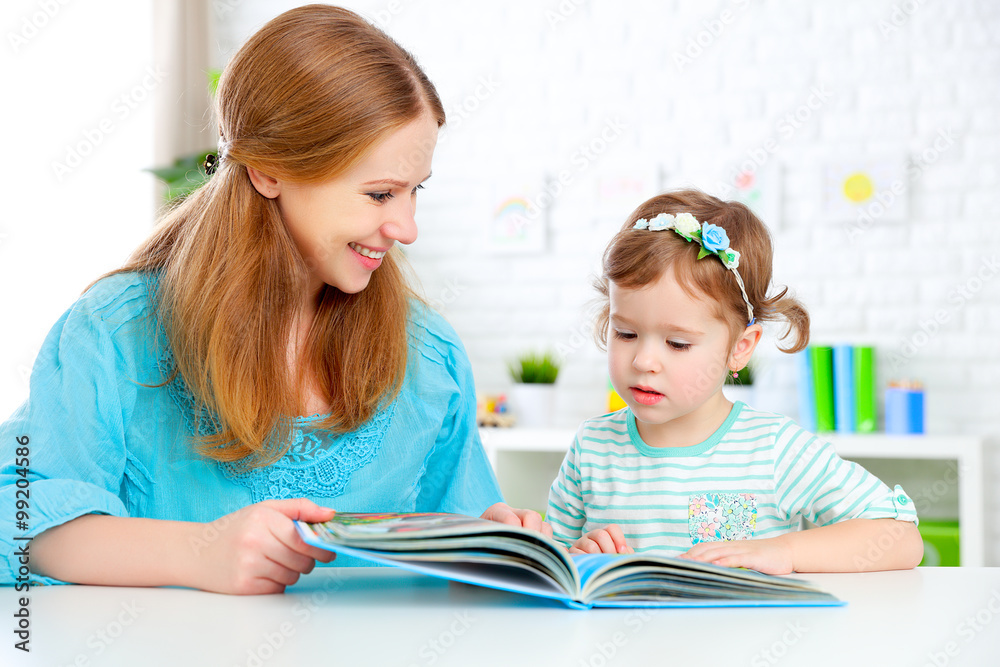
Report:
157,348,394,502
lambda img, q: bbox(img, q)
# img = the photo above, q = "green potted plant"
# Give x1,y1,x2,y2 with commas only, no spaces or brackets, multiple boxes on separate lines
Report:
507,351,560,428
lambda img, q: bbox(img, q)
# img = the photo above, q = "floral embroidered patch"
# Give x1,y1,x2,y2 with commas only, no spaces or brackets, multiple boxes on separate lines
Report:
688,493,757,544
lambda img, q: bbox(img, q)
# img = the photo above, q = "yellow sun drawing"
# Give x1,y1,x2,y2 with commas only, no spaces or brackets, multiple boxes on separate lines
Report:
842,172,875,203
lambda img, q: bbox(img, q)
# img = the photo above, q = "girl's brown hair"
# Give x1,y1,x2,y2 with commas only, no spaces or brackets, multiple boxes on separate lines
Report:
100,5,446,467
594,189,809,354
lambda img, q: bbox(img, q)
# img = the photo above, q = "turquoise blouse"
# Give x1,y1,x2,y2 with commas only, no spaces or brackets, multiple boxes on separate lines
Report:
0,273,502,585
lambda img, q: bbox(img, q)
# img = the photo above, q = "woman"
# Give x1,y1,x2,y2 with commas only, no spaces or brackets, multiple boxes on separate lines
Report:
0,4,543,595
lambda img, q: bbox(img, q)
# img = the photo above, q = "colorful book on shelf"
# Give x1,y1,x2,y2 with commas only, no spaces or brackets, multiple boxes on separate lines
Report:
833,345,855,434
810,346,836,432
797,350,817,432
801,344,878,434
296,512,843,610
853,346,877,433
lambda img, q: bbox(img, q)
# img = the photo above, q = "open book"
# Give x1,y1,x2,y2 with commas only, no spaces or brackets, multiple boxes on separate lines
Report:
295,512,843,610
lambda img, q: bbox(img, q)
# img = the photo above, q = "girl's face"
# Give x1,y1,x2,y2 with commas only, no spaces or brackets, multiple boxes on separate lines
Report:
607,267,736,445
269,112,439,299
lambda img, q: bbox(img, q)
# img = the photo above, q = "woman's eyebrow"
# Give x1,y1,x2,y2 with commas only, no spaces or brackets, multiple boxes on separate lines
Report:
361,172,432,187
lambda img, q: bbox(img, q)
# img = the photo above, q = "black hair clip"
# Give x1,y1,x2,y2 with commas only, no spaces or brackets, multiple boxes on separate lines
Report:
204,153,219,175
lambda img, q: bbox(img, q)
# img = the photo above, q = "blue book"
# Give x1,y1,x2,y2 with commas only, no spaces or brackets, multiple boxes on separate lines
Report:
296,512,842,609
833,345,855,434
797,350,817,432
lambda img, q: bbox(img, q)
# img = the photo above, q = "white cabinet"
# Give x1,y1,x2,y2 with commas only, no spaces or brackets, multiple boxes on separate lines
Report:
479,428,985,566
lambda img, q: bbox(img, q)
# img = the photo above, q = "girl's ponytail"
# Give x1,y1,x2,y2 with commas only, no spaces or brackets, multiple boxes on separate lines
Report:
757,286,810,353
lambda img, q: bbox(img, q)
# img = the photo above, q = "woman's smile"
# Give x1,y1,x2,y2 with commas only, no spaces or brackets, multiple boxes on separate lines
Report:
349,242,388,270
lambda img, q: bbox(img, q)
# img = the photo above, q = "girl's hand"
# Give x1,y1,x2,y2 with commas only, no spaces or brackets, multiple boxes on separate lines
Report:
480,502,553,539
679,536,794,575
192,499,337,595
569,525,634,555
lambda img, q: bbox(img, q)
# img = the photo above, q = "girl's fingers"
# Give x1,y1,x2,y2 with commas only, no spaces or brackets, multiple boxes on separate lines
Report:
605,524,629,553
588,530,618,554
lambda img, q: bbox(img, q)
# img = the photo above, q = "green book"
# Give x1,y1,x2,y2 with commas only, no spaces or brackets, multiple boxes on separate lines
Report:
810,346,836,432
853,346,877,432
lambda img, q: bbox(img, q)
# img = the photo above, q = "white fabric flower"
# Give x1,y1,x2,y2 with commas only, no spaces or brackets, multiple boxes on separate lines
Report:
673,212,700,236
647,213,675,231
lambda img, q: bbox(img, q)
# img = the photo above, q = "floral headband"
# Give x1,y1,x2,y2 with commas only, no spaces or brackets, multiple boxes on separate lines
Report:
633,212,755,325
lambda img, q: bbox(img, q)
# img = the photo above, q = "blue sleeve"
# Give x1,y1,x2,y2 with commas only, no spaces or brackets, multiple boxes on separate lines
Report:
0,287,139,586
412,310,503,516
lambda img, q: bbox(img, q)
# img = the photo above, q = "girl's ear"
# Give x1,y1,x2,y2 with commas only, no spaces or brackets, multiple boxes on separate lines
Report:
246,166,281,199
729,322,763,373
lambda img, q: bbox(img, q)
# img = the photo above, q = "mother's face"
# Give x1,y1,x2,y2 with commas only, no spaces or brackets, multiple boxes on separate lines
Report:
248,111,439,298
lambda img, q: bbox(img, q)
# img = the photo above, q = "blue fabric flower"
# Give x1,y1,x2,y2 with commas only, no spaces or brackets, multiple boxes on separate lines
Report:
701,223,730,252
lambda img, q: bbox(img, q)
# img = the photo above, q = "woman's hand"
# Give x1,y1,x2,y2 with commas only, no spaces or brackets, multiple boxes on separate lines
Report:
480,502,553,538
569,525,633,555
679,537,794,575
192,499,337,595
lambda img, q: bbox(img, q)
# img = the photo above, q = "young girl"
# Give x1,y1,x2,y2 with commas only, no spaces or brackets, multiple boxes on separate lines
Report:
0,5,541,595
546,189,923,573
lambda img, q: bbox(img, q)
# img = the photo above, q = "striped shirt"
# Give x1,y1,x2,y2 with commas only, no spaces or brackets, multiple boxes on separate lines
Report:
546,403,918,555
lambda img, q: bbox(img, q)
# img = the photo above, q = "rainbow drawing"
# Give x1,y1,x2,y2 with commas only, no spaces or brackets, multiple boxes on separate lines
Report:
488,188,546,253
494,197,531,218
492,197,533,243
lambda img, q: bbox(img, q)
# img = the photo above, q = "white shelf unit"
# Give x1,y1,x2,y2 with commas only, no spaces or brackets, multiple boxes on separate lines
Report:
479,428,985,566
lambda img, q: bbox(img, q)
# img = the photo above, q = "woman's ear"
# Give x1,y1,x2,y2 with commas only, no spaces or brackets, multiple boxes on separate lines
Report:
246,166,281,199
729,323,763,373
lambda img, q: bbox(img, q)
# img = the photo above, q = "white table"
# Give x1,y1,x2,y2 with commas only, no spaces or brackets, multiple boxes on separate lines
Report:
481,428,986,566
4,567,999,666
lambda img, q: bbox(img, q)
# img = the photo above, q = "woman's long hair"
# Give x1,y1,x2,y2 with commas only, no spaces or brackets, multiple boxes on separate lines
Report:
100,5,446,467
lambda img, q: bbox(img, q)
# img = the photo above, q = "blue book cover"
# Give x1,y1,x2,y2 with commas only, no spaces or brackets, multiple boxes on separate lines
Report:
834,345,855,434
295,513,842,609
797,350,817,432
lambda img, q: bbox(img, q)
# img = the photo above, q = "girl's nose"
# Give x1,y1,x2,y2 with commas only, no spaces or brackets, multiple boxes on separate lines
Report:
632,342,662,373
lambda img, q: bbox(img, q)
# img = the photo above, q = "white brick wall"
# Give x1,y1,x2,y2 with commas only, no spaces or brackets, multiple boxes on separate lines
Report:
217,0,1000,560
